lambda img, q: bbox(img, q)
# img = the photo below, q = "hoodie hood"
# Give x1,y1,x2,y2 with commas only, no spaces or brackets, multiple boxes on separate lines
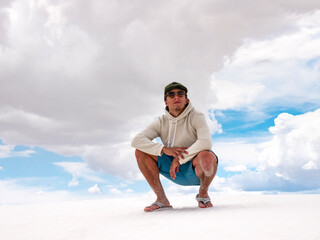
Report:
165,102,194,120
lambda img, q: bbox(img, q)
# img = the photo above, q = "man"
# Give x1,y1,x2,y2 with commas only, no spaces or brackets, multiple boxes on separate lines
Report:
131,82,218,212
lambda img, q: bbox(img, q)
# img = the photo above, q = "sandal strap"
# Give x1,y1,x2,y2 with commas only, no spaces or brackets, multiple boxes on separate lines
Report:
151,202,166,208
196,194,211,204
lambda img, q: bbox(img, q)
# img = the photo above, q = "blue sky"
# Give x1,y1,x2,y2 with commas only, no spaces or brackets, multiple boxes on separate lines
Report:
1,102,319,199
1,0,320,204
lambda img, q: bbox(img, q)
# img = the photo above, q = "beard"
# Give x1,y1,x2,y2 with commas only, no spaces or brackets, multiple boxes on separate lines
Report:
174,106,182,112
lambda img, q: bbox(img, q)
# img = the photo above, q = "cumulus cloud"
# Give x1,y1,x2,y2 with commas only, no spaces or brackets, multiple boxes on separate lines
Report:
68,175,79,187
105,183,134,195
88,184,101,194
108,188,122,195
206,9,320,192
226,109,320,191
124,189,134,193
82,142,144,180
1,0,320,180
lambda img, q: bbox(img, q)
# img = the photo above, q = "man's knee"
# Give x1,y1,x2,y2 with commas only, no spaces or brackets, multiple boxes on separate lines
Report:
135,149,142,158
196,151,217,174
135,149,157,162
135,149,146,161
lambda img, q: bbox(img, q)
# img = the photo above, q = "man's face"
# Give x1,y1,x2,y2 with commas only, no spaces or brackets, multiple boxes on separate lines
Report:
165,89,189,113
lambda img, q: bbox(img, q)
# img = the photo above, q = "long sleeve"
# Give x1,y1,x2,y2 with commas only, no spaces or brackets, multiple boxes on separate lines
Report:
179,113,212,164
131,118,164,156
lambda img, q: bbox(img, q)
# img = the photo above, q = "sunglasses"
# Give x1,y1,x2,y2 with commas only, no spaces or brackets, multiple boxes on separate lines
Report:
166,90,186,98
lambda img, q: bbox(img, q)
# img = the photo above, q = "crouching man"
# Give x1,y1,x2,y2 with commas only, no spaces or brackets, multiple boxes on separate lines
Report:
131,82,218,212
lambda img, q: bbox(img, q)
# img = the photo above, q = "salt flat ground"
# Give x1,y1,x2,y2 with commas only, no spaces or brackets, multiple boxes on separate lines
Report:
0,193,319,240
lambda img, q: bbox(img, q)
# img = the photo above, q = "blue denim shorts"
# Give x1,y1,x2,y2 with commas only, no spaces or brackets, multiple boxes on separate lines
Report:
157,151,218,186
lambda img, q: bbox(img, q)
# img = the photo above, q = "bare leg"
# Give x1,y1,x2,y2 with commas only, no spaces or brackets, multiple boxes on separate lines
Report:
193,151,218,208
135,149,170,210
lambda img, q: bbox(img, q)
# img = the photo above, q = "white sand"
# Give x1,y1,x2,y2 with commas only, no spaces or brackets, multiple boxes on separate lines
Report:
0,193,319,240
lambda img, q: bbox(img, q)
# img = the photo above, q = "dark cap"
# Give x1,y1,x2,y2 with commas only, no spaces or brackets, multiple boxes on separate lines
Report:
164,82,188,101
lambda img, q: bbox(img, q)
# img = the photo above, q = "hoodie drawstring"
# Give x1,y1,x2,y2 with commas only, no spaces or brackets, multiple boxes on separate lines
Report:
167,120,172,147
167,118,177,147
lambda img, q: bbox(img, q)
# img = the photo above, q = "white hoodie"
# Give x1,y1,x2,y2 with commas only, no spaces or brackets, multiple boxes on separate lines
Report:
131,102,213,164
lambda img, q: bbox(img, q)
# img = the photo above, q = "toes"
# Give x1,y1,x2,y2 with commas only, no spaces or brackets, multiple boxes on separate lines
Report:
198,201,206,208
144,205,159,212
198,201,213,208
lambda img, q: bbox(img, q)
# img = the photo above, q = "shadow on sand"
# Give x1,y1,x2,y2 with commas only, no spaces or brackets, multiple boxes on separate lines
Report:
169,202,256,213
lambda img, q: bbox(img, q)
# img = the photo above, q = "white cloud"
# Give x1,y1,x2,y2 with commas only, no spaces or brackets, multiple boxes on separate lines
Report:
225,109,320,191
167,184,198,195
211,10,320,111
0,142,35,158
210,79,265,110
53,162,106,186
68,175,79,187
302,161,318,170
228,11,320,66
214,140,262,168
1,0,320,181
165,175,232,194
109,188,122,195
0,179,75,205
106,183,128,189
88,184,101,194
81,142,140,181
260,109,320,175
105,183,134,195
224,165,247,173
124,189,134,193
0,166,3,171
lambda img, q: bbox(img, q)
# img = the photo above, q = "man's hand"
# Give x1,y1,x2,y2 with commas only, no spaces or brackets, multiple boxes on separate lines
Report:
162,147,188,160
170,158,180,180
162,147,188,180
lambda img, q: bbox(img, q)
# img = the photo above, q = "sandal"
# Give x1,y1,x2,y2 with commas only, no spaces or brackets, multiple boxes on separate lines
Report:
196,194,213,208
144,202,173,212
